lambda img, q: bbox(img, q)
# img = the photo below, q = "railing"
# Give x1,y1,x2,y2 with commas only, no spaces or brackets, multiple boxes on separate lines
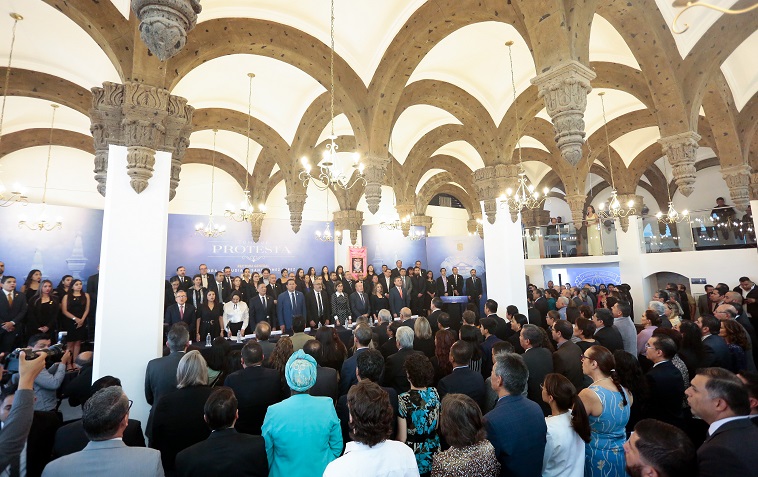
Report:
640,207,755,253
522,219,618,259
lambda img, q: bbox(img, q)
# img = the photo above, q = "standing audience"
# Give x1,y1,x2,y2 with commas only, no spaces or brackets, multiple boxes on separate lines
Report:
540,373,590,477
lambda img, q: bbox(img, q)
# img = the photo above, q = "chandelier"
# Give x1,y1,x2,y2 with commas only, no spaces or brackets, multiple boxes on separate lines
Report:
0,13,28,208
671,1,758,34
500,41,548,215
656,156,689,224
314,183,339,242
196,129,226,237
408,228,425,241
380,214,411,231
299,0,366,191
225,73,264,222
19,104,62,232
595,92,636,220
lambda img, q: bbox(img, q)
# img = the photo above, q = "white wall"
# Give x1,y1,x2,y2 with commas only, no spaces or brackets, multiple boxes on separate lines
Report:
426,205,468,236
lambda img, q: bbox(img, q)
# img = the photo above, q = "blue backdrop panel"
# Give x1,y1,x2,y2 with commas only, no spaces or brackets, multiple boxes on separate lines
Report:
425,235,487,313
361,224,428,270
541,263,621,288
0,203,103,288
165,215,335,277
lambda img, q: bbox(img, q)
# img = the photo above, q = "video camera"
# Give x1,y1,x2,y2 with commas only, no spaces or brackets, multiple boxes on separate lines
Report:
4,332,67,372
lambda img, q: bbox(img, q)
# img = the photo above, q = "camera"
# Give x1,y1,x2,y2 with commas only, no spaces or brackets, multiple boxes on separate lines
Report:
8,343,66,361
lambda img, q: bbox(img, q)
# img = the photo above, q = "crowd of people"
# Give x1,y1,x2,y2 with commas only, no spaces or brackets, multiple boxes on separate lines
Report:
1,258,758,476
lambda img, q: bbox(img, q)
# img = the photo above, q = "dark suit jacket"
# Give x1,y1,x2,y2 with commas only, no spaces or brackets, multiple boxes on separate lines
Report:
697,294,712,317
339,348,368,396
53,419,145,458
150,385,214,472
382,347,424,394
427,309,441,334
553,340,585,391
449,274,464,296
305,289,332,326
380,275,394,297
697,418,758,477
484,395,547,477
62,363,94,407
489,314,513,342
743,286,758,322
175,428,267,477
276,290,307,330
527,308,544,329
0,290,27,326
533,297,549,322
199,274,216,293
438,366,486,409
144,351,185,405
465,277,482,299
523,347,554,415
308,366,339,403
594,325,624,353
224,365,284,435
214,280,231,303
249,294,276,325
336,384,398,448
388,286,410,317
380,337,397,359
170,275,192,292
480,335,502,378
163,303,196,330
390,268,403,279
349,292,371,319
645,361,685,426
701,334,731,369
436,277,454,297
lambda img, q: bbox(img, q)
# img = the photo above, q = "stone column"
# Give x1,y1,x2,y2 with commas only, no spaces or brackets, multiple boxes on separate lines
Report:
411,215,433,237
472,164,518,224
89,81,194,198
363,155,389,215
531,61,596,167
333,210,363,245
658,131,700,197
564,193,587,226
721,164,751,212
395,203,415,237
249,211,266,243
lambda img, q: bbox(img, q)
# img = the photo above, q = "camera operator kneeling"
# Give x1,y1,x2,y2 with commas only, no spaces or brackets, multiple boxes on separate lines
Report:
12,334,72,412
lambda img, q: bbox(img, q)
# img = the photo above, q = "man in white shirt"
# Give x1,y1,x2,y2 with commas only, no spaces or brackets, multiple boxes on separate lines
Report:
323,381,417,477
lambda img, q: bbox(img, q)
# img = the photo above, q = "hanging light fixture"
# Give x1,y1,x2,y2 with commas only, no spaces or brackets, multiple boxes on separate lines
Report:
500,41,548,214
18,104,62,231
315,187,340,242
0,13,28,207
671,1,758,34
299,0,366,191
408,228,425,241
195,129,226,237
656,155,690,224
595,92,636,220
225,73,262,222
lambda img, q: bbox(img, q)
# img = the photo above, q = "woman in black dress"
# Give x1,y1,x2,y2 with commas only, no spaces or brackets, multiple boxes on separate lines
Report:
335,265,345,282
320,265,330,284
295,268,307,293
61,279,90,361
424,270,436,315
371,283,390,322
331,281,351,325
26,279,59,341
231,277,248,303
365,264,377,281
315,326,347,373
54,275,72,301
197,290,224,342
21,269,41,302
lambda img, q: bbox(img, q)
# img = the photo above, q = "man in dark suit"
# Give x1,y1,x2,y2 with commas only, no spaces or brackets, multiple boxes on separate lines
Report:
410,267,427,316
551,320,584,391
163,290,196,331
485,352,547,477
214,271,230,303
479,317,502,378
380,269,394,299
0,276,26,354
438,340,486,409
592,308,624,353
435,268,453,298
390,260,403,279
686,367,758,477
145,325,188,407
249,283,276,329
303,340,339,403
305,279,331,328
62,352,94,407
531,288,549,325
170,266,192,292
349,281,371,319
175,387,268,477
380,321,401,359
520,324,554,415
427,298,443,334
382,327,423,394
254,322,275,366
484,300,510,342
624,419,697,477
339,325,372,396
465,268,483,314
697,315,731,368
388,276,410,318
276,279,307,333
736,277,758,329
197,263,215,292
449,267,464,297
224,341,284,435
644,335,685,426
697,284,714,318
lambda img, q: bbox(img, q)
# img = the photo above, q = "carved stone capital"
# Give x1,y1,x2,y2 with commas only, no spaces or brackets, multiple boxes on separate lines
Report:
482,198,498,225
531,61,596,167
362,156,389,215
565,193,587,225
658,131,701,197
249,211,266,243
750,173,758,201
126,146,156,194
521,208,551,228
396,204,415,237
615,193,643,232
132,0,202,61
721,164,751,211
472,164,519,223
285,192,307,233
411,215,433,236
333,210,364,246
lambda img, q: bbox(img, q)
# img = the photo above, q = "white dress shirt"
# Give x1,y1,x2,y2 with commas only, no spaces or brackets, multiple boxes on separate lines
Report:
223,301,249,332
542,411,585,477
322,440,419,477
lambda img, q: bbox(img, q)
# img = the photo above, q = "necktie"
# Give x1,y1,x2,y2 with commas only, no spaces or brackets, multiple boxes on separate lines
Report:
7,293,12,308
443,277,447,290
399,287,403,299
179,305,184,319
234,303,237,309
317,292,323,316
291,292,295,309
262,296,266,308
360,293,365,305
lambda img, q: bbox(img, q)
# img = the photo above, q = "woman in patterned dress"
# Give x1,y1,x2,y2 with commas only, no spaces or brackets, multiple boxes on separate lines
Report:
579,345,633,477
331,281,351,325
397,353,440,477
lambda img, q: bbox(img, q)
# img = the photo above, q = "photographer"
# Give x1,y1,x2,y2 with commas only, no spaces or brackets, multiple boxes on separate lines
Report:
15,335,71,412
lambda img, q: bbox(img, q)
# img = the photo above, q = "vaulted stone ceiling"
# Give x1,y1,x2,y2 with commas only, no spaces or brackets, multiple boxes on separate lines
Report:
0,0,756,231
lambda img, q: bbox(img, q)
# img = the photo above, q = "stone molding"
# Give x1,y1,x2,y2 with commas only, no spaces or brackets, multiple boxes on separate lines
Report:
285,192,307,233
363,155,389,214
721,164,751,211
132,0,202,61
249,211,266,243
658,131,701,198
333,209,363,245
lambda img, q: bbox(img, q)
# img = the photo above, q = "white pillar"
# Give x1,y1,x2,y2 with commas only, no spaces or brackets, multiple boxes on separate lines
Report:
617,216,649,322
482,206,528,313
93,145,172,426
334,232,351,269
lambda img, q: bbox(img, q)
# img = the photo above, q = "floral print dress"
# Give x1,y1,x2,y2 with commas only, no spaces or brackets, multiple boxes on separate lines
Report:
398,387,441,475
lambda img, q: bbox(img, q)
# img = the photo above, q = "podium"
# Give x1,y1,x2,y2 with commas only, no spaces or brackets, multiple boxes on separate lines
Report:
440,295,468,328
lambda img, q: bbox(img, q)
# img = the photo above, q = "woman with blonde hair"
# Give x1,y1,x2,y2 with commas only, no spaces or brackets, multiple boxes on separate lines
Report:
413,316,435,357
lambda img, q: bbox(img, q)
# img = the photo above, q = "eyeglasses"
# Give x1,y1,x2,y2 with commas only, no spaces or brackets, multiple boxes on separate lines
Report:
121,399,133,420
580,355,591,361
644,343,654,349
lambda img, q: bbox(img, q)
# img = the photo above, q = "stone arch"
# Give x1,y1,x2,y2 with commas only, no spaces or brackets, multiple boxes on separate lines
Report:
0,129,93,159
183,148,254,194
416,179,476,220
0,68,92,115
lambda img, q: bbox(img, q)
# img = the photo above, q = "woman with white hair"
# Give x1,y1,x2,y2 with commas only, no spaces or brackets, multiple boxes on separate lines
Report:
262,350,342,477
150,350,214,473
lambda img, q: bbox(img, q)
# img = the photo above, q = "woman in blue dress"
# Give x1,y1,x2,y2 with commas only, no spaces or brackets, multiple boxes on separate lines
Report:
578,345,633,477
397,353,440,477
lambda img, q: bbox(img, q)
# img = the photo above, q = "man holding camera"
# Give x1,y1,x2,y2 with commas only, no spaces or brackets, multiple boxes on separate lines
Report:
21,334,72,412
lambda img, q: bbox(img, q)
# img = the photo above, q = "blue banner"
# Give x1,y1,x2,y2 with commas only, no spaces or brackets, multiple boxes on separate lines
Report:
361,224,428,270
541,263,621,288
425,235,487,314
